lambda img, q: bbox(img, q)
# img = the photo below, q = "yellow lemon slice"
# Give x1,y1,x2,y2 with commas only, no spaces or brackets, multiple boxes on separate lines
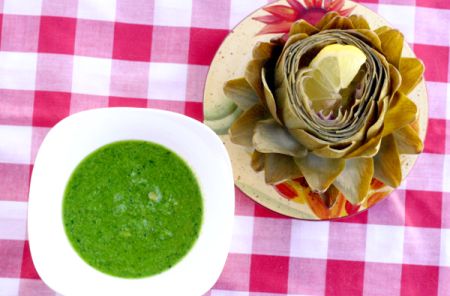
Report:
309,44,366,91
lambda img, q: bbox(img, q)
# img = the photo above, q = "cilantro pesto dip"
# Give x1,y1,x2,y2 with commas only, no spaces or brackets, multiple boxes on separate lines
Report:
62,140,203,278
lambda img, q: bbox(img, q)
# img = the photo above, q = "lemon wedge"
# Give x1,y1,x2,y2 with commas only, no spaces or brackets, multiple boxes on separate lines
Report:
309,44,366,92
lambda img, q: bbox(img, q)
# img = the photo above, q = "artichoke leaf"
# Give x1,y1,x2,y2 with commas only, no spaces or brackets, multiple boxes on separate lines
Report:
349,15,370,30
378,29,404,68
252,41,275,60
356,99,380,140
389,64,402,95
393,125,423,154
229,104,267,147
322,185,341,209
275,81,309,129
349,29,382,51
295,153,345,192
261,67,282,124
264,153,303,184
314,142,357,159
345,129,383,158
289,128,329,150
289,20,319,36
374,26,390,36
316,12,340,30
322,16,355,30
383,92,417,136
281,33,309,62
251,150,265,172
399,57,424,95
223,78,259,111
245,59,269,104
373,135,402,187
253,119,307,157
345,97,388,158
245,42,278,103
371,51,391,99
333,158,374,204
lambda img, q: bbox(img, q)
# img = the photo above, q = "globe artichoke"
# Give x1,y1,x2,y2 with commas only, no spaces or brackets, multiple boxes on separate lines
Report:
224,12,424,205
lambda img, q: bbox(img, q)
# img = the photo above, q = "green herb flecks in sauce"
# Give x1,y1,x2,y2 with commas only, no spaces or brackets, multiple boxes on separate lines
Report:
63,140,203,278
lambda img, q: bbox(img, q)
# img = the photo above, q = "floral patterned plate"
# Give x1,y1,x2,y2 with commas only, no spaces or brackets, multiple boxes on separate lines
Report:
203,0,428,220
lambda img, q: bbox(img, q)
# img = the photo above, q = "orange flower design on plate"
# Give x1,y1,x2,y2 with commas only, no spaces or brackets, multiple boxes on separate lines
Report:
275,177,390,219
253,0,355,35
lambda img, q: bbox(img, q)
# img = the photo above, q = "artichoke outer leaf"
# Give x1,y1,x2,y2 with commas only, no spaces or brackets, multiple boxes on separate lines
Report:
383,92,418,136
252,41,275,60
361,99,383,140
245,42,278,103
275,82,309,129
393,125,423,154
316,12,340,30
389,64,402,95
314,142,357,159
378,29,404,68
399,57,425,95
322,15,355,30
264,153,303,184
345,129,383,158
245,59,269,104
349,29,382,51
251,150,265,172
229,104,267,147
333,157,374,205
253,119,307,157
374,26,390,35
289,128,329,151
281,33,309,60
261,67,283,124
223,78,259,111
289,20,319,36
349,15,370,30
295,153,345,193
373,134,402,188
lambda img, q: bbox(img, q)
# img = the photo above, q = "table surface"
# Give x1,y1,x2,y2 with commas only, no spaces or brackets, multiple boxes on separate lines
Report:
0,0,449,295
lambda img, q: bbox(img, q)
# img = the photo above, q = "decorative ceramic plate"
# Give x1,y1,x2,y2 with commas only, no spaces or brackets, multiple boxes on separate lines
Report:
203,0,428,220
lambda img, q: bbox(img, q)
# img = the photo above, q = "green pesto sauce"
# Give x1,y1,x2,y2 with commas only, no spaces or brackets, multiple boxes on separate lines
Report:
63,140,203,278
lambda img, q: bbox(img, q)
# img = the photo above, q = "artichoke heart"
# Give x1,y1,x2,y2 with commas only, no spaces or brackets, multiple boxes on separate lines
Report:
224,12,424,205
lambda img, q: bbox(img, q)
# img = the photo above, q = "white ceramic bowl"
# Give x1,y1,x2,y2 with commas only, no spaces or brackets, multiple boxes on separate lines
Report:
28,108,235,296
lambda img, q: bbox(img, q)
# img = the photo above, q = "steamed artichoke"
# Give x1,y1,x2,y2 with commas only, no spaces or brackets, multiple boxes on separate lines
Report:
224,12,424,205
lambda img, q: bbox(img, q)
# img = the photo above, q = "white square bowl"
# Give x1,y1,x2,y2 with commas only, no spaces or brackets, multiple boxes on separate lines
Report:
28,107,235,296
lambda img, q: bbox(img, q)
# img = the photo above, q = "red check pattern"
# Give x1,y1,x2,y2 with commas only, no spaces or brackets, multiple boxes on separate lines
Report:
0,0,449,295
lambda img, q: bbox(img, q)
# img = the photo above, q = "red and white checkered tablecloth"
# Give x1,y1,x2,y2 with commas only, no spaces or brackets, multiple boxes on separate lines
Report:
0,0,449,295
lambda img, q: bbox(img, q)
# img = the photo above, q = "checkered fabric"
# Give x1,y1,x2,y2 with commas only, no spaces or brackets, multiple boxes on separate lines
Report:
0,0,449,295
